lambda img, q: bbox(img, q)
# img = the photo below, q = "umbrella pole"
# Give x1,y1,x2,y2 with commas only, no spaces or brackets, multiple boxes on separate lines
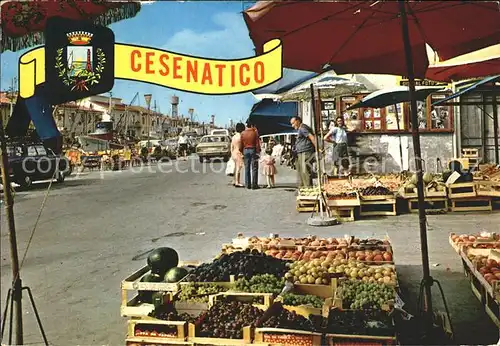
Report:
399,0,434,332
492,92,499,165
394,104,405,170
0,118,23,345
310,84,324,216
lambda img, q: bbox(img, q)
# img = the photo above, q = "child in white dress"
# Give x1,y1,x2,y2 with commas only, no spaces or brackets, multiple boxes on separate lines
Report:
260,148,277,188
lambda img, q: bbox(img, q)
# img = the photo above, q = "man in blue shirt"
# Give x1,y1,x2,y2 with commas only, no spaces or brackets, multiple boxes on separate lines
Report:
290,116,316,187
324,116,349,175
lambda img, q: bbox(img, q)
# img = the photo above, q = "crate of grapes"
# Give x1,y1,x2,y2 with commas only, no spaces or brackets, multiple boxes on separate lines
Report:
323,309,396,345
175,282,233,317
254,303,323,346
187,300,264,345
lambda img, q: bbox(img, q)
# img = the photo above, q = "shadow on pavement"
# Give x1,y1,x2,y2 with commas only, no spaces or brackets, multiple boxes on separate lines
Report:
396,264,498,345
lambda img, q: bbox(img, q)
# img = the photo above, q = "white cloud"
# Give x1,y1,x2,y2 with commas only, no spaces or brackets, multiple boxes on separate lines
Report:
162,12,254,59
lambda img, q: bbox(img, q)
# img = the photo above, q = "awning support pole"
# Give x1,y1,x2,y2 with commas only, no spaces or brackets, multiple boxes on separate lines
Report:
492,93,499,165
398,0,434,332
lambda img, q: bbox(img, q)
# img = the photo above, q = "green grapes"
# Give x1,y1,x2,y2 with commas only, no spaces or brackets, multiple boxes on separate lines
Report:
177,283,229,303
281,293,324,308
234,274,286,295
341,280,394,309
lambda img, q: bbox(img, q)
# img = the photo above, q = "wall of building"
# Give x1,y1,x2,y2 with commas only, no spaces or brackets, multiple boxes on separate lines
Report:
335,133,454,174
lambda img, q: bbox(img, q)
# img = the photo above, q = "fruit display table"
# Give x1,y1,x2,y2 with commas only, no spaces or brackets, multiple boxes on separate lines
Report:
122,235,401,345
449,232,500,328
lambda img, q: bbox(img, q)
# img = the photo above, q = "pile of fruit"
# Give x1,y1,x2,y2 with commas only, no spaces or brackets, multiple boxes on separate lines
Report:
327,192,357,199
323,180,355,196
141,247,190,284
477,258,500,287
134,324,179,338
264,248,303,261
285,259,397,286
360,186,393,196
250,236,391,248
186,250,289,282
149,303,196,323
177,283,229,303
234,274,285,295
260,303,315,332
301,248,393,263
325,309,394,336
450,233,500,250
299,187,322,196
281,293,324,308
339,281,395,309
198,301,265,339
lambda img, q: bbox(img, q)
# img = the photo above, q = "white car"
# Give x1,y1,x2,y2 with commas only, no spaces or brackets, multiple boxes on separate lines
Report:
196,135,231,163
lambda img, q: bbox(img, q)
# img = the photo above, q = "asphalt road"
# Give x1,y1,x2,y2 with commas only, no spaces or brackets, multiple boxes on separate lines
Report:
1,158,499,345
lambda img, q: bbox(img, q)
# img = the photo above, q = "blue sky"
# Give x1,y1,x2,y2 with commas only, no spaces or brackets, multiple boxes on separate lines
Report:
0,1,262,126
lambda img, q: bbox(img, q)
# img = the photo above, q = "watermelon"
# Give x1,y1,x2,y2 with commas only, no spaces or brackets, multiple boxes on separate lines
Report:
164,267,188,283
147,247,179,275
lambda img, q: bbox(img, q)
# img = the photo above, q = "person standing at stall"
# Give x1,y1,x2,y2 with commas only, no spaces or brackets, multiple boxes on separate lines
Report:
290,116,316,188
324,116,349,176
239,120,261,189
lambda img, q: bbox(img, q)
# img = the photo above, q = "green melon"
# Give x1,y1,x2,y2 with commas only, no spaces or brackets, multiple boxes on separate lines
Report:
147,247,179,276
164,267,189,283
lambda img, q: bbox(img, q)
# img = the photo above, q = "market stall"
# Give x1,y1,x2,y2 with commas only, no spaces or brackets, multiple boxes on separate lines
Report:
122,235,405,346
449,232,500,328
296,163,500,220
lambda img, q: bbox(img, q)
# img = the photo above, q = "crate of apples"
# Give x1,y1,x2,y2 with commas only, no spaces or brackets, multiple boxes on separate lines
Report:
301,249,393,264
265,249,303,261
477,257,500,297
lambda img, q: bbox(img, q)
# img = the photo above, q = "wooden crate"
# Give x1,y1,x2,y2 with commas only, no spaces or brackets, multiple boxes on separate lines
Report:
126,338,194,346
325,333,396,345
254,328,322,346
407,198,448,213
296,197,320,213
327,192,360,207
121,262,199,318
450,198,492,212
208,291,274,309
448,182,477,199
476,181,500,197
399,187,447,199
188,323,253,345
329,206,356,222
359,199,397,217
174,281,234,316
293,278,339,299
128,318,188,341
359,194,395,201
467,266,500,328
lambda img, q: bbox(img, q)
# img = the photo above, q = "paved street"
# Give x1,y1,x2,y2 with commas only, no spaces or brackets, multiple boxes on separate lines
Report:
1,158,499,345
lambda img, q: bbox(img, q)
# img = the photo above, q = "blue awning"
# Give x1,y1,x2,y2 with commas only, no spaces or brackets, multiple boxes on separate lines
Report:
249,99,298,135
253,68,317,95
432,75,500,106
250,99,298,117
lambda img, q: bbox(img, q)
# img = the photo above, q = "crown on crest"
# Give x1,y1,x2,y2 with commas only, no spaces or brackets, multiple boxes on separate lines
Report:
66,31,93,45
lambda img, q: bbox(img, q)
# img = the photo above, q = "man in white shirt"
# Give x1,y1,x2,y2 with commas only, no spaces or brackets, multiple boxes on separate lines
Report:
324,116,349,176
178,132,188,160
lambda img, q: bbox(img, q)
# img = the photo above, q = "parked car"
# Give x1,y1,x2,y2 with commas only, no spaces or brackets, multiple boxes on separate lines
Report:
196,135,231,163
5,142,70,189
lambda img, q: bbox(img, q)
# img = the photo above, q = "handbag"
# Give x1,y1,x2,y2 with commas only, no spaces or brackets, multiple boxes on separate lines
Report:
225,158,236,176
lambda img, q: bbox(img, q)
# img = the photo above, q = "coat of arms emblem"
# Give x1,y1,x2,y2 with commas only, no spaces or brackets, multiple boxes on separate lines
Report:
55,31,106,91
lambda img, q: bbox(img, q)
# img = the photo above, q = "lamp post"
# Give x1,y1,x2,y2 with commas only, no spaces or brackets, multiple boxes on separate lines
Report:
144,94,152,145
